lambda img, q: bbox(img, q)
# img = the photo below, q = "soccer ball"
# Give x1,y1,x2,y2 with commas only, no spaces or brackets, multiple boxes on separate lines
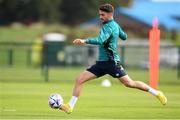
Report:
48,93,63,109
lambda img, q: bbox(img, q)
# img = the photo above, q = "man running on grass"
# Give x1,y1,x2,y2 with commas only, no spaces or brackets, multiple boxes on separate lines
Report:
59,3,167,114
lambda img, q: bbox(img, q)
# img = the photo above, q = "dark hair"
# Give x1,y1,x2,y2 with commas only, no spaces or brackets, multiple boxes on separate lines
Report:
99,4,114,13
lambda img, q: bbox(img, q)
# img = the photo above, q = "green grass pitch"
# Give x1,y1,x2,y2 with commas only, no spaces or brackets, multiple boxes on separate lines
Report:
0,67,180,119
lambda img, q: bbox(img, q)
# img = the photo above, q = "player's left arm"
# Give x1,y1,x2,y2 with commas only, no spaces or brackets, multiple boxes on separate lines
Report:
73,25,112,45
73,39,86,45
85,25,113,45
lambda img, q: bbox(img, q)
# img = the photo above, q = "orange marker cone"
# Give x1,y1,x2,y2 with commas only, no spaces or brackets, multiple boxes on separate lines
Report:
149,17,160,89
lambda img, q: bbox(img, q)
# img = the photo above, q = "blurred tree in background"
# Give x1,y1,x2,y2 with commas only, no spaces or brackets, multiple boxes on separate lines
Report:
60,0,131,25
0,0,38,24
0,0,131,25
36,0,62,23
60,0,97,25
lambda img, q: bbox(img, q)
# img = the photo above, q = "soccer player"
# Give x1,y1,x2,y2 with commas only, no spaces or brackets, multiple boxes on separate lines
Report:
59,3,167,114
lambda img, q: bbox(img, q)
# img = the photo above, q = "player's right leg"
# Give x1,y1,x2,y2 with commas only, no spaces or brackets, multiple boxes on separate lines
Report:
59,70,97,114
118,75,167,105
156,91,167,105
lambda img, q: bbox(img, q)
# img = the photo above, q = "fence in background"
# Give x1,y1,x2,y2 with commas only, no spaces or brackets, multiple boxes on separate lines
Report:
0,42,32,66
0,42,179,79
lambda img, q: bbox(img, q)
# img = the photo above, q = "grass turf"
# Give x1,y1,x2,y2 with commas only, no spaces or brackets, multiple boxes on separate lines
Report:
0,67,180,119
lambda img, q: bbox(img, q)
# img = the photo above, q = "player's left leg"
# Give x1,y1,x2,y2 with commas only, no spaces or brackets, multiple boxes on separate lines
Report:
118,75,167,105
60,70,97,114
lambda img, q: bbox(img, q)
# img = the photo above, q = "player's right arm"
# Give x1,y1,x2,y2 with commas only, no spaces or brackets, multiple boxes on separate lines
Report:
119,26,127,40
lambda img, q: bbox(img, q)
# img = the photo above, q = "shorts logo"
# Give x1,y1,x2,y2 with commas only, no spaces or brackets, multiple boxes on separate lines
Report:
120,66,124,70
116,73,120,77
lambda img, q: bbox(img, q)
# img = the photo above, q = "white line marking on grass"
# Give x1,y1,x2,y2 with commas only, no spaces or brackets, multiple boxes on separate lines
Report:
2,109,16,112
6,118,180,120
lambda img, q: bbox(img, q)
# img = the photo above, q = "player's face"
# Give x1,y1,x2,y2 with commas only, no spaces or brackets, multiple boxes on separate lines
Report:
99,10,112,23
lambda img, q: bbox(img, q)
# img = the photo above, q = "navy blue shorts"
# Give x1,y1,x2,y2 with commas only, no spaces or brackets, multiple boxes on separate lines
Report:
87,61,127,78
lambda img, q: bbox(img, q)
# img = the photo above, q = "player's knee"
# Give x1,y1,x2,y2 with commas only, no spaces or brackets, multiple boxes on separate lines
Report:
75,76,86,85
75,78,83,85
123,80,135,88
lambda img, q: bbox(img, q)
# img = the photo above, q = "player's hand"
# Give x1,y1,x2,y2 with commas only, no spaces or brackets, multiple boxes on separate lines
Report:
73,39,86,45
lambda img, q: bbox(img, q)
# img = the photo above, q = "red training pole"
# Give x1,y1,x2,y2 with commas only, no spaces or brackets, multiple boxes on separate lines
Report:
149,17,160,89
